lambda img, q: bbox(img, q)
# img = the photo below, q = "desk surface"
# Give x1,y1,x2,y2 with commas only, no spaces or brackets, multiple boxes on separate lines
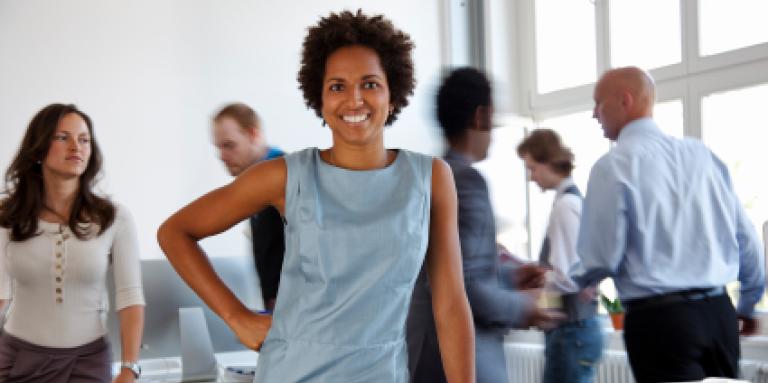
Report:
114,350,259,383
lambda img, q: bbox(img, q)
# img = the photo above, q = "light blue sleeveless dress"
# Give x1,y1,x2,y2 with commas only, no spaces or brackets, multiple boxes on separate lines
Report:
253,148,433,382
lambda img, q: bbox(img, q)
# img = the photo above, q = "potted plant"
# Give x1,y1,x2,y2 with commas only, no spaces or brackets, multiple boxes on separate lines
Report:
600,294,625,330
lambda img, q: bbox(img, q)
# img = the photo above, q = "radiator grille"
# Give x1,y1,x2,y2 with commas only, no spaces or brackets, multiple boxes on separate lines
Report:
505,343,766,383
742,360,768,383
505,343,635,383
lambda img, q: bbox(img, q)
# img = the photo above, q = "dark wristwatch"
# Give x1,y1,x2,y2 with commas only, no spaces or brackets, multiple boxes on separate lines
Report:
121,361,141,379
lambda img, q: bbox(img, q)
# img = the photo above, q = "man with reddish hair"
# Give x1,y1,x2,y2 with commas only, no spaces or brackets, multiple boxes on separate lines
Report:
212,103,285,311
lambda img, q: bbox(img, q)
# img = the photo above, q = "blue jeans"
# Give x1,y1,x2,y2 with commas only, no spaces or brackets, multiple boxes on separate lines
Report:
542,317,604,383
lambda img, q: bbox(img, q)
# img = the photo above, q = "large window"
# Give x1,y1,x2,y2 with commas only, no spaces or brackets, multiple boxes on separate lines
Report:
702,83,768,243
699,0,768,56
484,0,768,313
654,99,684,138
609,0,681,70
513,0,768,254
475,124,529,259
534,0,596,93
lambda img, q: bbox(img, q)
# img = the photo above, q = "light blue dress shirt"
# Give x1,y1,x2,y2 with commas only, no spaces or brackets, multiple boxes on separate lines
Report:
573,117,765,317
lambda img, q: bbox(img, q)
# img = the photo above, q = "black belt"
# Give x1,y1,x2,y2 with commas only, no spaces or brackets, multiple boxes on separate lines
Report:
623,286,725,312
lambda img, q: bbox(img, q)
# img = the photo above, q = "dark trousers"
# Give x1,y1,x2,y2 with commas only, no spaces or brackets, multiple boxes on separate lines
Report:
407,268,447,383
0,333,111,383
623,293,740,383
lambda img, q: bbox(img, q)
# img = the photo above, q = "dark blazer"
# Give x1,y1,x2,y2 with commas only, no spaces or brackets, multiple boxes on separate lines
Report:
249,207,285,305
407,150,532,383
249,147,286,306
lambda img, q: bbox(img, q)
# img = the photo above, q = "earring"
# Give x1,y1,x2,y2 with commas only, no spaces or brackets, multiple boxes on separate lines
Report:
36,160,41,164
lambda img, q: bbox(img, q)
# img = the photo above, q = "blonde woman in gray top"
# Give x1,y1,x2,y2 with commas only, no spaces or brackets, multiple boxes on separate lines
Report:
0,104,145,383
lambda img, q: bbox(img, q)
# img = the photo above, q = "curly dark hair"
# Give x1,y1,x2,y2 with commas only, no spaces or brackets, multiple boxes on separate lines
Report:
298,9,415,126
0,104,115,241
436,67,492,142
516,129,575,177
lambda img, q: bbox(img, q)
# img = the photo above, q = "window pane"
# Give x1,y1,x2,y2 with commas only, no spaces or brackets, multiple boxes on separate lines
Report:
475,126,530,259
528,111,609,259
654,99,684,138
609,0,681,70
702,83,768,246
700,0,768,56
535,0,596,93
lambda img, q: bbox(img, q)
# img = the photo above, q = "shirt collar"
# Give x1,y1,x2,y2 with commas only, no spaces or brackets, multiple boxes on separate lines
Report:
555,177,576,197
617,117,660,143
261,146,283,161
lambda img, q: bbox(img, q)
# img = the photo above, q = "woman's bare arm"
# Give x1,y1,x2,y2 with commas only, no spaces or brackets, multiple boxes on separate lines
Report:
157,158,286,349
427,159,476,383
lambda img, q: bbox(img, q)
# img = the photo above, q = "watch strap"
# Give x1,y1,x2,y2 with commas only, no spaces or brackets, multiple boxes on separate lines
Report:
121,361,141,378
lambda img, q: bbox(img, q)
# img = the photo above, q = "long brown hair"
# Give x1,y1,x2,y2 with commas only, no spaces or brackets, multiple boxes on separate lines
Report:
0,104,115,241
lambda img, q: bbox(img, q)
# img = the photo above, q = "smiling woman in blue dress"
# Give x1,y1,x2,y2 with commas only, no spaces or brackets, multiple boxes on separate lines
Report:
157,10,475,382
0,104,145,383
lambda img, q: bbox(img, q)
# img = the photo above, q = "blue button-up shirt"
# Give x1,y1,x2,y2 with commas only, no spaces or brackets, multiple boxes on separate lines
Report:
573,117,765,317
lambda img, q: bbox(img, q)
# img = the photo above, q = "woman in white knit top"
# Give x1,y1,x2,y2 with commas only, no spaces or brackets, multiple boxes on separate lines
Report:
0,104,145,383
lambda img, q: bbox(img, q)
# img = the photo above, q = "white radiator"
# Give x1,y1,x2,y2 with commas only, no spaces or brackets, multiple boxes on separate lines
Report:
505,343,768,383
741,360,768,383
505,343,635,383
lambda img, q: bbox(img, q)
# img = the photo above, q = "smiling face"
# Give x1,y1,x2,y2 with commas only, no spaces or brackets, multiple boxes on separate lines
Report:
42,112,92,180
321,45,391,147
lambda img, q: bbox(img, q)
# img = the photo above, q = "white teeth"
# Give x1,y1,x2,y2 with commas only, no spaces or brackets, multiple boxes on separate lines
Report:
343,114,368,123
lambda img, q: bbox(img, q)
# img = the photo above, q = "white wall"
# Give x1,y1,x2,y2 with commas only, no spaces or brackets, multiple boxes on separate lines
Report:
0,0,449,259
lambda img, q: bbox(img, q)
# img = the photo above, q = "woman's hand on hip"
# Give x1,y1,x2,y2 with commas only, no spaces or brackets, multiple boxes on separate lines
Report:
229,309,273,351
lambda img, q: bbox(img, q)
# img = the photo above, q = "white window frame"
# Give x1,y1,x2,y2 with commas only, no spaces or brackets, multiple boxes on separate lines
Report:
513,0,768,134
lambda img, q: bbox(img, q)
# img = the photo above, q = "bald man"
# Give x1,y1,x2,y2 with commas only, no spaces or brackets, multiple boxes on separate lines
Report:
572,67,765,382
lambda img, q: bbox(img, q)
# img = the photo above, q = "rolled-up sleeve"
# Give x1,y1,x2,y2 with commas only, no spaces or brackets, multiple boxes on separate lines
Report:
574,156,627,288
111,207,145,311
735,200,765,317
710,154,765,317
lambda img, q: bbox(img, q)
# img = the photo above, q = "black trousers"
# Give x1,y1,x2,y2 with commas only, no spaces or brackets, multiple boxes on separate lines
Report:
623,293,740,383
